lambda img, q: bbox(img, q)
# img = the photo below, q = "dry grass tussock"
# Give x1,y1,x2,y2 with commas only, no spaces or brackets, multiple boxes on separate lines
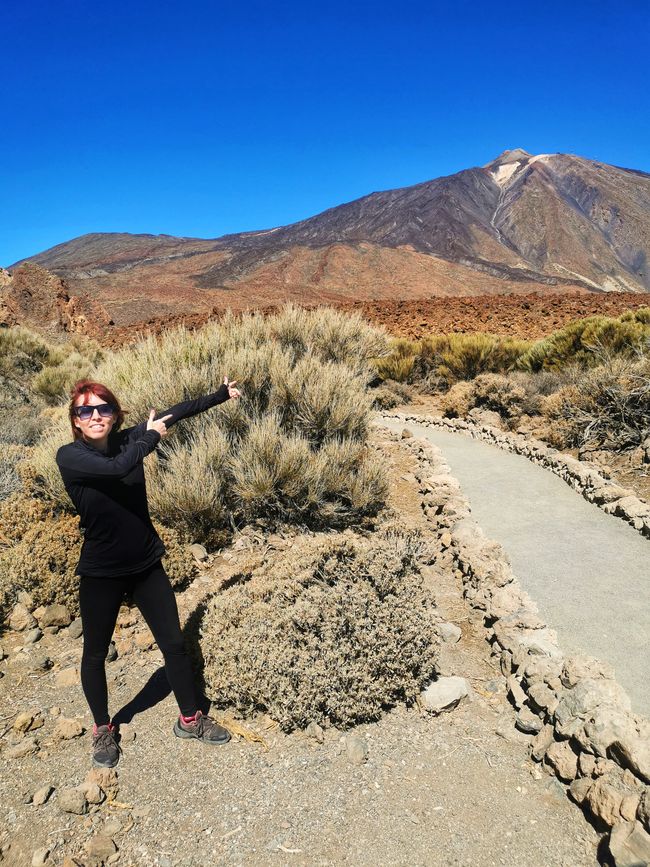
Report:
195,525,440,731
32,305,391,540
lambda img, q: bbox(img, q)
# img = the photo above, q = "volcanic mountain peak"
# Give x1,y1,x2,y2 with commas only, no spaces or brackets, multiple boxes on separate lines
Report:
8,149,650,329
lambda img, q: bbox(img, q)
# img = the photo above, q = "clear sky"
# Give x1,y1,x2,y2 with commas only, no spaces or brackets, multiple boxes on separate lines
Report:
2,0,649,266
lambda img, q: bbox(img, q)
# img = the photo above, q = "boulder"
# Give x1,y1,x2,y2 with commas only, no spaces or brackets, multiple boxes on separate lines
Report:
609,820,650,867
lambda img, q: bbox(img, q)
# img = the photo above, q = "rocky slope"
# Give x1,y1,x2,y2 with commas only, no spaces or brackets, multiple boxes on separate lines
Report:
8,149,650,327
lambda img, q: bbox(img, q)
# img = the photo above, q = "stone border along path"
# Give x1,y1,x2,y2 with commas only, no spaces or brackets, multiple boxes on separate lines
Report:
382,411,650,541
379,424,650,867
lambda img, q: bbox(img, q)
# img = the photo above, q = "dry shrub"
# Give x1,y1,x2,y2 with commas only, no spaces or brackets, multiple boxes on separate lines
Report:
371,379,414,409
32,305,389,541
0,513,82,617
0,445,30,501
418,333,529,384
196,527,439,731
31,352,95,405
153,523,198,589
472,373,526,418
539,355,650,450
440,381,475,417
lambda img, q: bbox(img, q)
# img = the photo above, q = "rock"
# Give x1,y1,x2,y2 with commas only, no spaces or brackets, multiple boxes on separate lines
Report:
86,768,119,801
569,777,593,805
579,752,597,778
17,590,35,608
37,604,71,628
58,787,88,815
102,818,123,837
587,777,625,826
134,631,155,651
609,820,650,867
638,788,650,832
621,794,641,822
105,641,118,662
545,741,579,782
495,715,531,744
440,531,453,548
609,734,650,785
53,717,85,741
67,618,83,639
530,725,555,761
78,781,104,805
515,707,543,735
62,859,82,867
189,543,208,562
527,681,559,714
55,667,80,687
305,722,324,744
49,706,61,717
438,622,461,644
119,723,135,743
31,847,50,866
346,736,368,765
5,737,39,759
421,676,472,714
561,654,616,688
507,675,528,710
401,428,413,439
24,628,43,645
0,643,5,660
9,603,36,631
31,655,52,673
32,785,54,806
13,711,37,733
85,835,117,859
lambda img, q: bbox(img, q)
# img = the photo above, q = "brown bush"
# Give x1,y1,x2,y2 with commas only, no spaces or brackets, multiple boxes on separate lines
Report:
371,379,414,410
196,526,440,731
440,381,475,417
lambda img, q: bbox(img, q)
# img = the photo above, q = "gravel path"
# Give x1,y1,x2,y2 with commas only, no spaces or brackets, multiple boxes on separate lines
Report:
380,417,650,717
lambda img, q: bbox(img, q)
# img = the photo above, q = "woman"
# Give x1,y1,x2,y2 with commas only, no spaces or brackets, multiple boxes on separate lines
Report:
56,375,241,768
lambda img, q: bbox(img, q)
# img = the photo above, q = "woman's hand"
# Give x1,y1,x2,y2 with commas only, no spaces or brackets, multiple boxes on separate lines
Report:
147,410,174,437
223,375,241,400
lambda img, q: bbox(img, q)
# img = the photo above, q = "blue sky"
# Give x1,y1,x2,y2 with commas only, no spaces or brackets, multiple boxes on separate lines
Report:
2,0,649,266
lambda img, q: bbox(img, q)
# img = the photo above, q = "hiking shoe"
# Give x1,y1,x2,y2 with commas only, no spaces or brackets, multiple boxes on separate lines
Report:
92,723,121,768
173,710,231,745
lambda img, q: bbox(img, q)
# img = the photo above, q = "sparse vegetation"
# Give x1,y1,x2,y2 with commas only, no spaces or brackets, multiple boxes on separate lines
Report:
196,526,439,731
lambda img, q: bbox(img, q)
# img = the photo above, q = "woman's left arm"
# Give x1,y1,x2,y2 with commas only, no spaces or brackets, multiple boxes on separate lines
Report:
123,378,240,441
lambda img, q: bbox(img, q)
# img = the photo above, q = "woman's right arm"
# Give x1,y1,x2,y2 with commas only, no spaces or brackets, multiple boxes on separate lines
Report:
56,429,161,481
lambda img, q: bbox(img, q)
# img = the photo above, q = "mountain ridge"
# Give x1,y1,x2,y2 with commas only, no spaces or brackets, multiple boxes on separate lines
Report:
9,149,650,327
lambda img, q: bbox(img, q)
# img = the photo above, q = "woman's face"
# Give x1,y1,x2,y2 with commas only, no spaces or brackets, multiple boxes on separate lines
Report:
73,392,117,443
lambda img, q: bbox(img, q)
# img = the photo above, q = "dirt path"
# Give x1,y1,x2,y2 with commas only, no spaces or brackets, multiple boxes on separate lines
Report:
0,433,601,866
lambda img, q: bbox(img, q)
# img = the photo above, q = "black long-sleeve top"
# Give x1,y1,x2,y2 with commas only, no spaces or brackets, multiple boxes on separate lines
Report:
56,384,230,578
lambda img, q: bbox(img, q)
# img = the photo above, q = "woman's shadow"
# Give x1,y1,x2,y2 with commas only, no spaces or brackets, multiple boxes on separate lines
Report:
112,601,210,725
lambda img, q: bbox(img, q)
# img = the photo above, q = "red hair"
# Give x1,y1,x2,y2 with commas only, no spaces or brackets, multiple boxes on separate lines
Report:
68,380,128,441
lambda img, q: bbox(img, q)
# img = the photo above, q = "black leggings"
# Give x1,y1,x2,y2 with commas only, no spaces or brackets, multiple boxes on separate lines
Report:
79,561,198,725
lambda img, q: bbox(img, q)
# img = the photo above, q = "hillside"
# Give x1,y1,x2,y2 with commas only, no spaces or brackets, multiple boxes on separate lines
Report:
9,149,650,328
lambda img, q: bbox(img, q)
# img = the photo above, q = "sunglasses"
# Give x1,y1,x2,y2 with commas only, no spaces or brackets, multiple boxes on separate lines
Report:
73,403,116,421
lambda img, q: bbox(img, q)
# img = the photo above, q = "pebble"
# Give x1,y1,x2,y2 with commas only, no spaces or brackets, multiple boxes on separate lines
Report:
438,622,462,644
85,835,117,859
55,667,80,687
345,735,368,765
57,788,88,815
421,676,473,713
53,717,85,741
32,785,54,806
24,628,43,645
31,846,50,866
305,722,324,744
68,618,83,639
5,737,39,759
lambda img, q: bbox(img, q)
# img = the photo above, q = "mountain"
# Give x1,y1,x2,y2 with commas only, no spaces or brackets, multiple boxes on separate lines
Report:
9,150,650,327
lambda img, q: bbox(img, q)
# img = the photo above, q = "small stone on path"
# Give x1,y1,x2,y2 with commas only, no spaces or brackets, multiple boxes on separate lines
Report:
32,785,54,806
345,735,368,765
85,835,117,859
5,737,39,759
421,676,472,713
55,667,80,687
439,622,462,644
53,717,85,741
58,788,88,815
68,618,83,639
31,847,50,866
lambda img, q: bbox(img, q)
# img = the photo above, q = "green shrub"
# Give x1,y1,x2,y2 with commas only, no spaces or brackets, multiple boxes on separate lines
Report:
195,526,440,731
517,313,650,372
418,333,529,384
373,338,418,383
